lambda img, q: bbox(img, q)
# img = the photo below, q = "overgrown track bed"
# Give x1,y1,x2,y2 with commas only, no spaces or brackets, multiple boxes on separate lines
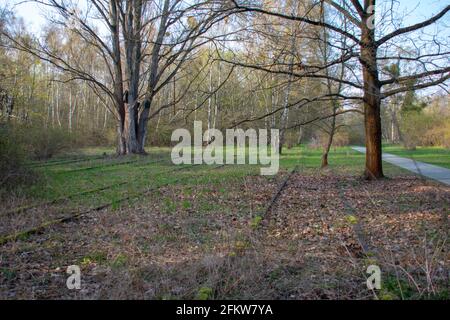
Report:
1,159,448,299
53,157,148,174
1,157,171,216
261,165,298,220
28,155,107,168
0,164,278,299
337,177,449,299
262,172,449,299
0,163,228,245
2,182,128,217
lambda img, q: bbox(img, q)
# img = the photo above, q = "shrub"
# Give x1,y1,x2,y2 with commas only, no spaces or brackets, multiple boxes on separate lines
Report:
422,116,450,149
400,111,449,149
17,125,73,160
151,126,174,147
331,130,350,148
196,287,213,300
0,124,31,189
399,111,430,150
71,127,116,148
309,130,350,150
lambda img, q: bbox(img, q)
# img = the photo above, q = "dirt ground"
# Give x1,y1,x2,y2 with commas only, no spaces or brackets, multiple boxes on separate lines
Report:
0,171,448,299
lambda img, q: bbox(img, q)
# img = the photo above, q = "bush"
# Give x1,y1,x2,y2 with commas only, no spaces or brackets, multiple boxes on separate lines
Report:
151,126,174,147
0,124,31,189
422,116,450,149
71,127,116,148
400,111,449,150
331,130,350,148
309,130,350,150
17,125,73,160
7,123,117,162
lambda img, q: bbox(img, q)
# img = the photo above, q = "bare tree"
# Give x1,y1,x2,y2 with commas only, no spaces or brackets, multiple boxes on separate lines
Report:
3,0,229,154
228,0,450,179
318,0,348,168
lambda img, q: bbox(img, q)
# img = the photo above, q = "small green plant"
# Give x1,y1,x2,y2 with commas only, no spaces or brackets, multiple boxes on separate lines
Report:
345,215,358,225
234,240,249,254
163,197,177,213
80,251,107,266
110,253,128,269
379,292,397,300
250,215,263,229
159,294,175,300
196,287,213,300
363,257,377,266
183,187,193,196
379,274,415,300
182,200,192,209
1,267,17,280
81,257,93,266
268,268,283,281
111,199,121,211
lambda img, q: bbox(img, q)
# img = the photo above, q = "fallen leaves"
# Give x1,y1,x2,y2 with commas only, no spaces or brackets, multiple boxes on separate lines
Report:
0,170,448,299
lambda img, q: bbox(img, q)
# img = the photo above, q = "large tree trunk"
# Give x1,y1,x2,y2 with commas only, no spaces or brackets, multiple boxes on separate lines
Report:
134,0,170,154
116,119,126,155
137,99,152,153
363,97,383,179
109,0,129,156
120,0,144,155
123,105,140,154
361,6,384,179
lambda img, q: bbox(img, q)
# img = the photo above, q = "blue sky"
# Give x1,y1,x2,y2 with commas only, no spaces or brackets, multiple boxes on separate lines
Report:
8,0,45,29
7,0,450,33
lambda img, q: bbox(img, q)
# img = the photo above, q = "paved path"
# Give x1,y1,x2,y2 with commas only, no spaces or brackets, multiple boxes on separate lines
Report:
351,146,450,186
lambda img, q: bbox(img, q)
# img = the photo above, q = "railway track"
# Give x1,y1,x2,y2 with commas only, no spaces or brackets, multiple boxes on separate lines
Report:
1,182,129,217
54,158,146,174
2,157,170,217
337,184,374,254
258,161,376,257
29,153,166,170
262,165,299,218
28,155,107,168
0,162,228,245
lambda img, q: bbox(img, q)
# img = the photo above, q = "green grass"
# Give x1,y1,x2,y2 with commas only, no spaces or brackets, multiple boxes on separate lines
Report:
281,145,364,170
9,145,414,212
281,145,410,176
383,144,450,169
